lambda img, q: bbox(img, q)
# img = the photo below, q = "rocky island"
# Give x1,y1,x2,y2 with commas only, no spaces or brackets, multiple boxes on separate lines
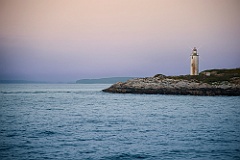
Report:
102,68,240,96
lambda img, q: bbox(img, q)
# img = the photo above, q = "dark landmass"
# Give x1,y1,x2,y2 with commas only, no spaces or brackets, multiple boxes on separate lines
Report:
0,80,70,84
0,80,47,84
103,68,240,96
76,77,136,84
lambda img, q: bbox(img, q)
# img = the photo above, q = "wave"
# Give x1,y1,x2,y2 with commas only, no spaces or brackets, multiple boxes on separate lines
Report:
38,130,58,136
0,91,90,95
102,153,153,160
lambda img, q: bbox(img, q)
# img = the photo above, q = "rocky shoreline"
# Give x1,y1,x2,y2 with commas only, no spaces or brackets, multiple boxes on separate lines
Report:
102,69,240,96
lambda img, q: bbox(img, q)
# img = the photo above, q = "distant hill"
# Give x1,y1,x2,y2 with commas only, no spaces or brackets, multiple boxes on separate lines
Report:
0,80,51,84
76,77,136,84
0,80,39,84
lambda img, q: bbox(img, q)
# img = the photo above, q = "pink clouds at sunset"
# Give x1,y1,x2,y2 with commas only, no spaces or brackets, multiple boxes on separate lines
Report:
0,0,239,82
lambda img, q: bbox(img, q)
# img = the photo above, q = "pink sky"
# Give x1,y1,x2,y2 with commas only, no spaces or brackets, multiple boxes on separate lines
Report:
0,0,240,82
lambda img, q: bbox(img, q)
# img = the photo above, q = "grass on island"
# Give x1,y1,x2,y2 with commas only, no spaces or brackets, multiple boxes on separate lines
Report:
165,68,240,84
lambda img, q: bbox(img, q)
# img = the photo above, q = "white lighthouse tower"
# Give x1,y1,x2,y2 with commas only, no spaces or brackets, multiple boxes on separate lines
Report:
190,47,199,75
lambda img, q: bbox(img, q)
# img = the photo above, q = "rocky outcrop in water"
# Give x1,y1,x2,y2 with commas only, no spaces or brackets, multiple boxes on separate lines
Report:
103,69,240,96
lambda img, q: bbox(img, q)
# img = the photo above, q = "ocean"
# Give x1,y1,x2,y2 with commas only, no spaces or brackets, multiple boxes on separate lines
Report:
0,84,239,160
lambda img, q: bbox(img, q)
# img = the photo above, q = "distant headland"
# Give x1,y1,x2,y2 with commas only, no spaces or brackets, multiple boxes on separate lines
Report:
102,68,240,96
76,77,136,84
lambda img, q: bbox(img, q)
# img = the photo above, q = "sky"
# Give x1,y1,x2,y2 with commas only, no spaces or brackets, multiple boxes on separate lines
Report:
0,0,240,82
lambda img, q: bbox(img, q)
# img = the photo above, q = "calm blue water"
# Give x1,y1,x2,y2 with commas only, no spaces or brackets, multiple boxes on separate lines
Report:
0,84,240,160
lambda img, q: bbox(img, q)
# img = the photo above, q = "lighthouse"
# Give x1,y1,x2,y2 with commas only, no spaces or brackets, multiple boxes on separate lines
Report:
190,47,199,75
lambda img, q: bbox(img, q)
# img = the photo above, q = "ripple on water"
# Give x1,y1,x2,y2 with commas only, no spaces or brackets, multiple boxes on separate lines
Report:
0,84,239,160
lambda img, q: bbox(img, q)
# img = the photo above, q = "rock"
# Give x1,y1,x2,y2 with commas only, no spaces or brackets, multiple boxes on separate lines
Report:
153,74,166,78
102,73,240,96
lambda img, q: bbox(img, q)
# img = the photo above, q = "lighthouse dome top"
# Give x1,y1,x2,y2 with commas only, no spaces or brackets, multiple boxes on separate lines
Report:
192,47,198,56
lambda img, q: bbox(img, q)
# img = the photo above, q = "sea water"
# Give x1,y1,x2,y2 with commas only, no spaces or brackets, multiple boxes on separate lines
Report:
0,84,239,160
